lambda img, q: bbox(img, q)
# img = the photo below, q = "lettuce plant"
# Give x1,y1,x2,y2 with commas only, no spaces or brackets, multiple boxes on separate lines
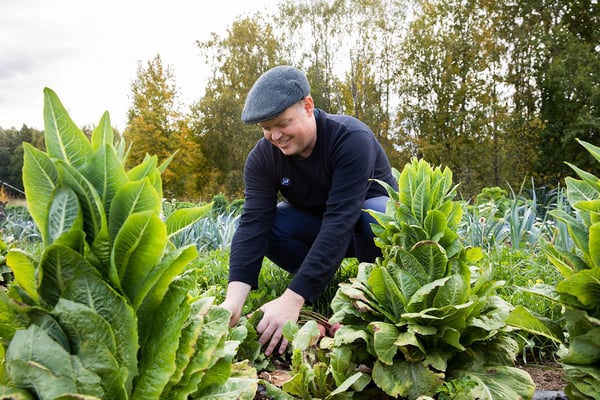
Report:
328,158,534,399
507,139,600,400
0,88,257,399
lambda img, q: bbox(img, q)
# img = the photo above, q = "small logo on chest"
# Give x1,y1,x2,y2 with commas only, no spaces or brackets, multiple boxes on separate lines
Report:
281,177,291,186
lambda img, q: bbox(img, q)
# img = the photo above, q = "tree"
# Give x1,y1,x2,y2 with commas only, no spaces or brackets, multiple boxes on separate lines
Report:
397,0,516,198
192,15,284,198
534,0,600,184
123,54,201,200
0,125,44,196
277,0,408,168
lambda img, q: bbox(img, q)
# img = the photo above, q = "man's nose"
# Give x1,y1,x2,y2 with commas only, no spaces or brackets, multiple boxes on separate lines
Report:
271,130,283,141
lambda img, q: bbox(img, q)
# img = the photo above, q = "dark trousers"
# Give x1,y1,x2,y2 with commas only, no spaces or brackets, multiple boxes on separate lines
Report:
265,196,388,274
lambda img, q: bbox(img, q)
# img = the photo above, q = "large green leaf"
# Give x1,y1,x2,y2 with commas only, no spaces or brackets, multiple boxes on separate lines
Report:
61,270,138,394
53,299,117,355
132,271,196,400
412,175,431,225
90,229,113,280
111,211,166,301
410,241,448,282
6,325,103,399
563,363,600,399
108,179,161,241
53,299,127,399
0,385,34,399
424,209,447,241
48,186,82,244
406,276,451,312
577,139,600,165
43,88,92,169
560,327,600,364
56,161,107,245
432,274,468,308
392,250,428,292
458,366,535,400
0,291,26,341
90,111,113,151
372,359,443,398
136,245,198,336
126,155,163,199
172,306,232,396
505,305,565,343
162,297,215,396
39,244,100,307
75,343,127,400
166,203,213,238
367,266,405,322
191,375,257,400
191,338,238,393
6,250,39,303
369,321,400,365
589,222,600,268
84,144,128,217
557,267,600,309
22,143,59,243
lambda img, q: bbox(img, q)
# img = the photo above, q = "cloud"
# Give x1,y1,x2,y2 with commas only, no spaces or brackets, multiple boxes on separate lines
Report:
0,0,280,130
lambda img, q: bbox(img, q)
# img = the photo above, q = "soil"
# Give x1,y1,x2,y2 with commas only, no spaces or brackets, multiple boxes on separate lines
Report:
518,361,567,392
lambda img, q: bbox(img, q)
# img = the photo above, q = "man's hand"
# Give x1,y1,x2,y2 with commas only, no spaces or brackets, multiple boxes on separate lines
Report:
256,289,305,356
220,281,252,327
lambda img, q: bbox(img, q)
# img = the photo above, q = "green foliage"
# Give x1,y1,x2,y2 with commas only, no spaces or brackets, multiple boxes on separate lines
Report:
193,15,282,199
475,186,510,217
508,139,600,399
0,125,45,196
280,320,368,400
211,193,229,216
0,89,257,399
123,55,201,200
328,158,535,399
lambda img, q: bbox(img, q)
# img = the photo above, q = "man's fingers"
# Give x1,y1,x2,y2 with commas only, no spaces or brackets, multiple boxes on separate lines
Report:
264,329,283,356
278,337,289,355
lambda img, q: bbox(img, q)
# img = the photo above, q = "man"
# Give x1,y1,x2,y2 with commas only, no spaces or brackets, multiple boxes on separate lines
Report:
220,65,397,355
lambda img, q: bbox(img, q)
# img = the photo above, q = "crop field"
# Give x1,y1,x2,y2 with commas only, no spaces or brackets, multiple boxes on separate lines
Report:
0,90,597,399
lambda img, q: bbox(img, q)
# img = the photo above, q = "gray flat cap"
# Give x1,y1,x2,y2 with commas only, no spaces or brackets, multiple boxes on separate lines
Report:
241,66,310,124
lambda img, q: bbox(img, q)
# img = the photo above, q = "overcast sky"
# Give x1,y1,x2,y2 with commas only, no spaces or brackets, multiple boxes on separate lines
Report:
0,0,280,131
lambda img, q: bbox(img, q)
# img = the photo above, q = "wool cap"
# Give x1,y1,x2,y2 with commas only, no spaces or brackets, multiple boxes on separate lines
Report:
241,66,310,124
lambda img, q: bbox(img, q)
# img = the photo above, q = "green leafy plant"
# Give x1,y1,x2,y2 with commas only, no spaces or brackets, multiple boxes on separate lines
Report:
0,88,257,399
507,139,600,400
328,158,535,399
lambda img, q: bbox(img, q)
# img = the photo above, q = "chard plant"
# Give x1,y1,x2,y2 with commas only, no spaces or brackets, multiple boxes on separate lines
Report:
328,158,534,399
507,139,600,400
0,89,257,399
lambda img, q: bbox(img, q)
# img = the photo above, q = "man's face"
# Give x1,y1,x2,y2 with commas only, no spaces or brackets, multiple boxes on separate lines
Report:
258,96,316,158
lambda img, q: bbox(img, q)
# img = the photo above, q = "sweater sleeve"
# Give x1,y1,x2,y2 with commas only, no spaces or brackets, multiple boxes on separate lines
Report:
228,142,278,288
287,128,377,304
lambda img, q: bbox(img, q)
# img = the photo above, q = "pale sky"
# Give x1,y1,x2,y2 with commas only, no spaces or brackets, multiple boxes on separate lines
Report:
0,0,281,131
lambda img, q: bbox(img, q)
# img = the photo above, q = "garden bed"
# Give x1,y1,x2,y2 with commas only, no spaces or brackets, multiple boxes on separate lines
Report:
253,361,568,399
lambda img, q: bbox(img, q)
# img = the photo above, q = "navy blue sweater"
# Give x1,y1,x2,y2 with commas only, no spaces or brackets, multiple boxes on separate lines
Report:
229,109,397,303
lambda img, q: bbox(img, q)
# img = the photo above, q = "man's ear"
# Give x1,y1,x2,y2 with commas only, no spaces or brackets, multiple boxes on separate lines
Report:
303,95,314,115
